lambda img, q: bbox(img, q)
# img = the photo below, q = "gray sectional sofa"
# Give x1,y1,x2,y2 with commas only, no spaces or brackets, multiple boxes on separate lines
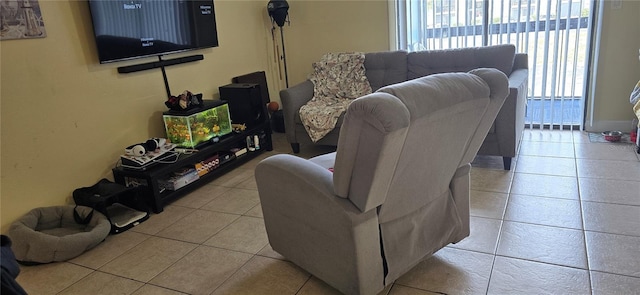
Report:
280,44,528,169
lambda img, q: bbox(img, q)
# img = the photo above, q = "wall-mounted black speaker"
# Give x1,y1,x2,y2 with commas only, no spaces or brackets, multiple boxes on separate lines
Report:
219,83,265,127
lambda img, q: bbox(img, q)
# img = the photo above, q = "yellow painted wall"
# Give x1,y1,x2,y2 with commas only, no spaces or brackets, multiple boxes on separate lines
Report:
587,0,640,129
0,0,282,231
0,0,389,231
282,0,390,85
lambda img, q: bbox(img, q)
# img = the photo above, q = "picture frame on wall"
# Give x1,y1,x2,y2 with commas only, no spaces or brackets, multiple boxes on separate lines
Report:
1,0,46,40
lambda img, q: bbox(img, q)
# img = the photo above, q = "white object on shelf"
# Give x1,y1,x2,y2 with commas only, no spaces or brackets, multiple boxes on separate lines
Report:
106,203,148,228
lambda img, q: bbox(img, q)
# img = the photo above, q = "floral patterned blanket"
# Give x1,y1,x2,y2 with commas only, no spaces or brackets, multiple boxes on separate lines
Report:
299,52,372,142
632,80,640,126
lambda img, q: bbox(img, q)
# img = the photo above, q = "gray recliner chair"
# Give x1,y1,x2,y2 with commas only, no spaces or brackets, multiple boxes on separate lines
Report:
256,68,509,295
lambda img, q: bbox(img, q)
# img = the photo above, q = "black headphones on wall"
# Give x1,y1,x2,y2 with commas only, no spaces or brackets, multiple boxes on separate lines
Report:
125,138,166,157
267,0,289,27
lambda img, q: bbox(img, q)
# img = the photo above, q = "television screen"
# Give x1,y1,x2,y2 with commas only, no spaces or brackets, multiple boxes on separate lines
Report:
88,0,219,63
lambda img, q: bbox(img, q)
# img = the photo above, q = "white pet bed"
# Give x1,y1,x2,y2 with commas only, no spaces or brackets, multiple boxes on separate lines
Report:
8,205,110,264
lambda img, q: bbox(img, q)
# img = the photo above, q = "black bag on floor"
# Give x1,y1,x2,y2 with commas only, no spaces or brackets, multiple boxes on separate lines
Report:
73,179,150,234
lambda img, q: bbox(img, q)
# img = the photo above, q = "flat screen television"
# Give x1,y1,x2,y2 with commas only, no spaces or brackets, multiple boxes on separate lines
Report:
87,0,219,63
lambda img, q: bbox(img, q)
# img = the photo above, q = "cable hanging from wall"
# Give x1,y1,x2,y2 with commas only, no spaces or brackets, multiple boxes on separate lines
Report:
267,0,290,88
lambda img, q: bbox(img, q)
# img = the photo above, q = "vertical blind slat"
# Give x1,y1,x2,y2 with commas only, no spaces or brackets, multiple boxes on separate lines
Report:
549,1,562,128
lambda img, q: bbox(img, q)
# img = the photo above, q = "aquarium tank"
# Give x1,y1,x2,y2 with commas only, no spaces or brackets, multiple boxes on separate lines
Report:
163,100,232,148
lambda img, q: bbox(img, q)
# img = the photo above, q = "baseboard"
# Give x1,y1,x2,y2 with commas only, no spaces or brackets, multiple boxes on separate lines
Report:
584,120,637,133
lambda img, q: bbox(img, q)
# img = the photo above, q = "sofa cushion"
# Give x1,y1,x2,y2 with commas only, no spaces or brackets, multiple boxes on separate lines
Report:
407,44,516,80
364,51,408,91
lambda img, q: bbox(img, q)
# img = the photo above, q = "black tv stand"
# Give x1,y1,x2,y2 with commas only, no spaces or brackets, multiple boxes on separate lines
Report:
112,122,272,213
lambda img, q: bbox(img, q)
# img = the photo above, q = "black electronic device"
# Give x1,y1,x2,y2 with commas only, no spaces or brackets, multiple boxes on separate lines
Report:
117,55,204,74
267,0,289,27
87,0,219,64
232,71,270,106
219,83,265,128
73,179,150,234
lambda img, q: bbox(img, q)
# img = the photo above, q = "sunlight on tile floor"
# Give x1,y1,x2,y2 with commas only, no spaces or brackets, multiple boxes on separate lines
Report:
15,130,640,295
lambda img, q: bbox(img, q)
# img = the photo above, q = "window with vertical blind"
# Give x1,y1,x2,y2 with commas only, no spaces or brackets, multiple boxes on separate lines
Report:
393,0,597,129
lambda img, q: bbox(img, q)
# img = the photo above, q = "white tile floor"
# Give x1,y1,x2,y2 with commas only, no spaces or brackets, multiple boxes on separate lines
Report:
15,130,640,295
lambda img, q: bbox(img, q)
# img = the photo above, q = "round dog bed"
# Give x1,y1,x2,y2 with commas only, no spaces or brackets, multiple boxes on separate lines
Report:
8,205,110,264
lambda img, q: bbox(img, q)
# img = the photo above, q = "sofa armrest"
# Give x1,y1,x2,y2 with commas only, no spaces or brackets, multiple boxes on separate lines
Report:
256,154,369,216
280,80,314,144
509,68,528,94
510,67,528,135
493,68,528,158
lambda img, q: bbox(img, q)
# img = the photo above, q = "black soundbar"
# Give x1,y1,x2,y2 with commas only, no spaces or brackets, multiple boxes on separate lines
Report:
117,54,204,74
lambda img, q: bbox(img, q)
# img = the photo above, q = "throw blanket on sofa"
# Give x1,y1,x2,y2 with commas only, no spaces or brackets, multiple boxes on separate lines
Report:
632,80,640,125
299,52,372,142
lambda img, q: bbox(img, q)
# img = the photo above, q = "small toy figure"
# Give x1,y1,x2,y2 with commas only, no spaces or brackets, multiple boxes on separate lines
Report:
165,90,203,111
232,123,246,133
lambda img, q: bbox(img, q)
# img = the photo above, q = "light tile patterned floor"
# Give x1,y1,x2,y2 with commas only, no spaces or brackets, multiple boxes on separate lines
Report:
15,130,640,295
